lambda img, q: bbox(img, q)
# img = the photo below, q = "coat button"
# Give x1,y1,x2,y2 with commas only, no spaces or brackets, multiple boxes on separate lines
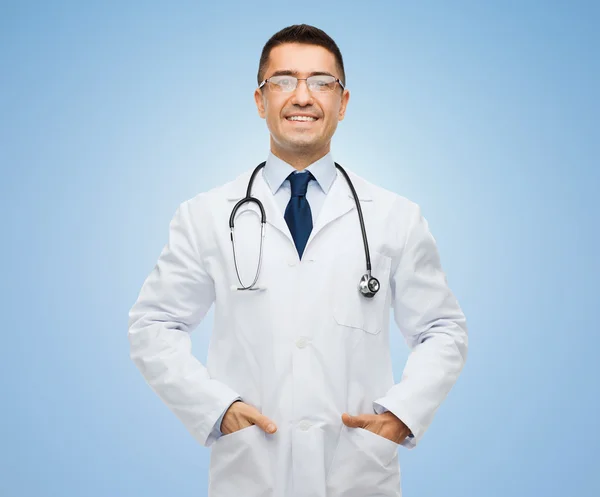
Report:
298,420,312,431
295,337,308,349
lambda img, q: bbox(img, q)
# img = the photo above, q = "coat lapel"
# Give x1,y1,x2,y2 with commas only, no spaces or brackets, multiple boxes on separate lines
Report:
305,170,373,251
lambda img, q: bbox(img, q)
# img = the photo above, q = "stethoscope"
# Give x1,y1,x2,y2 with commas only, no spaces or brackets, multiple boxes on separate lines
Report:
229,162,380,298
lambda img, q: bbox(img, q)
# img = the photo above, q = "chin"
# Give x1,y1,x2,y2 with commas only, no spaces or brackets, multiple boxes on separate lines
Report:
283,135,322,150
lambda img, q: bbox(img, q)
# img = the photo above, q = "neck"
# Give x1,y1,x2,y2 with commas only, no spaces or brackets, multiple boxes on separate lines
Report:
270,142,331,170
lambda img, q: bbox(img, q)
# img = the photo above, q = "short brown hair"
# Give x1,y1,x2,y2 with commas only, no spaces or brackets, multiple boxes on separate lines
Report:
257,24,346,86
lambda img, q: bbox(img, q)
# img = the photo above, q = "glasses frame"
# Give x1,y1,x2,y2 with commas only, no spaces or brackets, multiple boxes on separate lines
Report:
258,74,345,92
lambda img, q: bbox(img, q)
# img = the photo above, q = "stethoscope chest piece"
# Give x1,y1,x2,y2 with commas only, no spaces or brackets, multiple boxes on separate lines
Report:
359,273,380,298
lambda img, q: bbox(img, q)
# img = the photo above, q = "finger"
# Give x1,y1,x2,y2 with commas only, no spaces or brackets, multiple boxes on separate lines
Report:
256,415,277,433
341,412,366,428
242,404,277,434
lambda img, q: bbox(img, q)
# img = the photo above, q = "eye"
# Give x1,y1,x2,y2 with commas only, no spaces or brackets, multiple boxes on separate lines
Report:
307,75,337,91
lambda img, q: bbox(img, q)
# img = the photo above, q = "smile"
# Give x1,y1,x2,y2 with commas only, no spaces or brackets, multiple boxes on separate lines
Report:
286,116,318,122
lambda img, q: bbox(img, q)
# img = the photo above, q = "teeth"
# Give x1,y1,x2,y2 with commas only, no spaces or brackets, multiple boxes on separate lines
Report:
287,116,317,121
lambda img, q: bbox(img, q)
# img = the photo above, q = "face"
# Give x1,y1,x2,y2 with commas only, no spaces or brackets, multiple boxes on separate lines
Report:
254,43,350,161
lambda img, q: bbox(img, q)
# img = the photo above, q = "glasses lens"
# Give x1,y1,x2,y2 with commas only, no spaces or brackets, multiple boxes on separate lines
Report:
268,75,297,92
307,75,337,92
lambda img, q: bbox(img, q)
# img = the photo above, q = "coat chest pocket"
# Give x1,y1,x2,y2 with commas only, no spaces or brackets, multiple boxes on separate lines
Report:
332,250,392,334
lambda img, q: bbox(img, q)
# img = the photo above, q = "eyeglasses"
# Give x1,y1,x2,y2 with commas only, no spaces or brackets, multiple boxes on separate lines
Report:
259,74,345,93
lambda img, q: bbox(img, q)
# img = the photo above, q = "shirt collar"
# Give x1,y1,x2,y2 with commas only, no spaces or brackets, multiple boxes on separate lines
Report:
263,151,337,195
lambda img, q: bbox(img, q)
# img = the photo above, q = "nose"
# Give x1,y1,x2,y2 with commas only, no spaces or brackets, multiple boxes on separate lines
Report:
290,79,313,106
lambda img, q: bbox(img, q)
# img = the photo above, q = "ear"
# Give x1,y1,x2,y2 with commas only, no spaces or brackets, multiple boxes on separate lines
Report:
338,89,350,121
254,88,266,119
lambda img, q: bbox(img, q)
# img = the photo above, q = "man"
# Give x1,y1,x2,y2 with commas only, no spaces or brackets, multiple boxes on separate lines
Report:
128,24,468,497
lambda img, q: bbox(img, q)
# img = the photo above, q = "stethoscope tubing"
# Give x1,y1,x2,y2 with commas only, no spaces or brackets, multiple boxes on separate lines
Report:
334,163,372,274
229,162,376,295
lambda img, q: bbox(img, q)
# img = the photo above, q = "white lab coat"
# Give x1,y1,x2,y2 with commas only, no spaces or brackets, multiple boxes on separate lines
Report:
128,166,468,497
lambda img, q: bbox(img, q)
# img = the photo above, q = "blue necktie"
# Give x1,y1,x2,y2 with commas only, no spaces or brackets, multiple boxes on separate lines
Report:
284,171,314,259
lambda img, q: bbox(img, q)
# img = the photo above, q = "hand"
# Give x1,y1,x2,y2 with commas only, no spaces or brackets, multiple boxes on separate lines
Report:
341,411,411,444
220,400,278,436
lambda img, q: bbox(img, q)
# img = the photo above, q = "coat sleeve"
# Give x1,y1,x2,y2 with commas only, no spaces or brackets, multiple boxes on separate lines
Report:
128,199,242,447
373,200,468,449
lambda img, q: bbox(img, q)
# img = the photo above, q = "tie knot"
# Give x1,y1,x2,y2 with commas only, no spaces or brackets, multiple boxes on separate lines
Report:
288,171,314,197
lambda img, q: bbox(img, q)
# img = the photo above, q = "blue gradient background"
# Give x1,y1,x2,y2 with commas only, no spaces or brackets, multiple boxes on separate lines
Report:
1,1,598,496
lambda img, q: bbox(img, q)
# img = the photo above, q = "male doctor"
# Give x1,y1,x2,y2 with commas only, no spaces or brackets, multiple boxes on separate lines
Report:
128,24,468,497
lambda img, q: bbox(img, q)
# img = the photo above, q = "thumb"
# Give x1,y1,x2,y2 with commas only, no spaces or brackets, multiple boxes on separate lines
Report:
341,412,362,428
255,414,278,434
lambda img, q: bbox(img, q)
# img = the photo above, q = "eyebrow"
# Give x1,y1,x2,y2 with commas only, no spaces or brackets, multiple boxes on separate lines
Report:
267,70,337,79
